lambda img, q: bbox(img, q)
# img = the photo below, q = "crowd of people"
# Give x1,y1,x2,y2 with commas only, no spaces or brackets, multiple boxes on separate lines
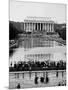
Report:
58,80,66,86
16,75,49,89
9,60,66,72
16,79,66,89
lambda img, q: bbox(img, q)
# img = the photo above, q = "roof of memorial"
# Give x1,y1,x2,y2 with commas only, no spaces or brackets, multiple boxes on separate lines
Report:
24,16,54,23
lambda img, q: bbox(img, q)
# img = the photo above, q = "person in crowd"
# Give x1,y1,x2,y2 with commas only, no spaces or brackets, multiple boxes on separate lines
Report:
34,77,38,84
40,77,44,83
45,72,49,84
17,83,21,89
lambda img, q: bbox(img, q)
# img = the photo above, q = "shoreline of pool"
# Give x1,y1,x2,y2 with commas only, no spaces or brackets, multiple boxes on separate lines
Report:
9,70,66,74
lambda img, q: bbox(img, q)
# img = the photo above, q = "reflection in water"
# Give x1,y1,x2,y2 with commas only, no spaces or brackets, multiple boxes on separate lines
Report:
19,35,61,48
9,71,66,89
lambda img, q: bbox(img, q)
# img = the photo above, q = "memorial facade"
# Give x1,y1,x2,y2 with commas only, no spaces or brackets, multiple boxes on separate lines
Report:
23,17,54,32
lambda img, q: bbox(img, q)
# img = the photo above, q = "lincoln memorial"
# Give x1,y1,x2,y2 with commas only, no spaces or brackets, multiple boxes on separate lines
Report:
23,17,54,32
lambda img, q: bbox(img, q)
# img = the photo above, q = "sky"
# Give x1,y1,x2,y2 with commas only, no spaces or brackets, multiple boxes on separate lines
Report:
10,0,66,23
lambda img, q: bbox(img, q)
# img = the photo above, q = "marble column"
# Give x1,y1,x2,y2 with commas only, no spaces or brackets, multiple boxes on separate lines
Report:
28,23,29,31
26,23,28,31
25,23,26,31
51,23,54,32
30,23,32,31
40,23,41,30
32,23,33,31
30,23,31,31
34,23,35,30
44,23,46,31
26,23,27,30
32,23,34,31
49,23,50,32
26,23,27,31
37,23,38,30
31,23,32,31
47,23,49,32
42,23,44,30
27,23,28,30
29,23,30,32
51,23,52,32
45,23,47,31
50,24,52,32
31,23,33,31
44,23,45,31
43,23,45,30
48,23,50,32
33,23,34,31
52,23,54,32
46,23,48,32
49,23,51,32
